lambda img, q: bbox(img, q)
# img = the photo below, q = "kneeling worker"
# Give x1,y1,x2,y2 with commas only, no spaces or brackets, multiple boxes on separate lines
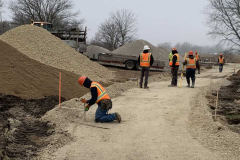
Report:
78,76,121,123
183,50,200,88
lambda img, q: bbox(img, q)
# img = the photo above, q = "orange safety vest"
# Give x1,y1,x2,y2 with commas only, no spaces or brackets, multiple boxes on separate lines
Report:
195,54,200,60
90,82,110,104
219,57,224,64
186,58,196,69
169,54,180,66
140,53,151,67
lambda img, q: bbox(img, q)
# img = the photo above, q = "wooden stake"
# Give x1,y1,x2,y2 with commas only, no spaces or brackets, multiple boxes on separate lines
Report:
59,72,61,108
214,90,219,120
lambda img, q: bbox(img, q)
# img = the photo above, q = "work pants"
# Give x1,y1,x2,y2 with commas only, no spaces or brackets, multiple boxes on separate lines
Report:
140,67,150,87
171,66,179,86
95,101,116,123
219,64,223,72
196,64,200,74
186,68,196,85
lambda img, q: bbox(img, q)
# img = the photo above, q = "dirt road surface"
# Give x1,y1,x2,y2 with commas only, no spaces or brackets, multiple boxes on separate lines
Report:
43,64,240,160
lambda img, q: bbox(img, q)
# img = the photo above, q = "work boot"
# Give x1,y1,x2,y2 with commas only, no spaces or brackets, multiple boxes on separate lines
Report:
168,85,176,87
115,112,121,123
187,84,190,88
191,82,195,88
198,70,200,74
144,86,149,89
139,83,142,88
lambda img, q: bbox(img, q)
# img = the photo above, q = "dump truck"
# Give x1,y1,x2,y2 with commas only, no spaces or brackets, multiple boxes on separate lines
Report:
97,53,165,70
31,20,87,53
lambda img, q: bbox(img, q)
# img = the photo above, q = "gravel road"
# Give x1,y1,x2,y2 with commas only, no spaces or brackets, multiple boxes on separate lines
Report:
39,64,240,160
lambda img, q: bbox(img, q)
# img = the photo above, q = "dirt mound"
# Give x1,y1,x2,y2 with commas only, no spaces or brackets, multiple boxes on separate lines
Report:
112,40,169,64
84,45,110,59
0,40,89,100
0,94,64,160
0,25,113,82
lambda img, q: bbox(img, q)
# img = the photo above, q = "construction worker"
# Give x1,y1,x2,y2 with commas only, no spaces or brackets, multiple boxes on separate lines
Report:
168,47,180,87
138,45,154,89
195,51,201,74
183,50,200,88
78,76,121,123
218,53,225,72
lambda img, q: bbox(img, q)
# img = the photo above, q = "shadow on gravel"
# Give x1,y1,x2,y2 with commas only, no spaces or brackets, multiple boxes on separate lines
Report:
0,94,66,160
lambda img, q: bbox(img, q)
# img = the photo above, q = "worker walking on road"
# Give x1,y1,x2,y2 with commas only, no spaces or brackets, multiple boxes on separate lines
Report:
183,50,200,88
218,53,225,72
195,51,201,74
138,45,154,89
78,76,121,123
168,47,180,87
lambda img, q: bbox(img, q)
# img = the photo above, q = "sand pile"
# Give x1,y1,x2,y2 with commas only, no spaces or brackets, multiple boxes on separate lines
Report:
0,40,89,99
0,25,113,82
84,45,110,59
112,40,169,64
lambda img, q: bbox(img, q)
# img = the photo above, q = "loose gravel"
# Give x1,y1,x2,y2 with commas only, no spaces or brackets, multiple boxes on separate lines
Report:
84,45,111,59
0,25,113,83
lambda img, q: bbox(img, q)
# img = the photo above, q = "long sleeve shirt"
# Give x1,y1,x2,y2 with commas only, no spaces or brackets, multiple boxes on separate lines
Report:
172,54,178,67
86,87,98,106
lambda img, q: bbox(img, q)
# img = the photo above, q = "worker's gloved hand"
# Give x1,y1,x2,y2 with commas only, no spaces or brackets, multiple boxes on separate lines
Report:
85,105,90,111
80,98,87,104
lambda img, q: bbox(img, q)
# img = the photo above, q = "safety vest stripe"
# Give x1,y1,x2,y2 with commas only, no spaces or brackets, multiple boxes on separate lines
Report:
140,53,151,62
97,91,107,101
187,58,196,66
91,84,104,93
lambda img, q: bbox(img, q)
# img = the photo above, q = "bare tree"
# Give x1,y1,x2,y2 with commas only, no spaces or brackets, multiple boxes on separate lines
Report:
93,9,138,50
110,9,137,45
157,42,172,52
97,18,119,51
205,0,240,51
9,0,85,29
0,0,3,10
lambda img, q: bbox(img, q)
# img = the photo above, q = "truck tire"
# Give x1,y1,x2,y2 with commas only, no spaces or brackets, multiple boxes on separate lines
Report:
136,63,142,71
125,61,135,70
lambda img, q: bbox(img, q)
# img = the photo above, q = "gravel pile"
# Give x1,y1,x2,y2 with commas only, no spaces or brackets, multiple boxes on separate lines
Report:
0,40,89,99
0,25,113,82
84,45,111,59
112,40,169,64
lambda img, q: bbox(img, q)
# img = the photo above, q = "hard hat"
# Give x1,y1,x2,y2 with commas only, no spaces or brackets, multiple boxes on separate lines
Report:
78,76,87,86
188,50,194,55
195,51,198,54
220,53,223,56
172,47,177,51
143,45,150,50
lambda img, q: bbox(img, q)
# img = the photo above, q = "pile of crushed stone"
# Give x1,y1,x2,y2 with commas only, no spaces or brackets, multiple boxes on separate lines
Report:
0,25,113,83
112,40,169,65
0,40,89,100
84,45,110,59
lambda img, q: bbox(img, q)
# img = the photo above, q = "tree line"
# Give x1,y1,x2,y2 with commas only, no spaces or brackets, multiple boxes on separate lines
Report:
157,42,224,54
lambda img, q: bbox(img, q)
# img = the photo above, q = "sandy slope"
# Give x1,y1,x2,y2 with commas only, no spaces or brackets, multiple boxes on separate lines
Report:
40,64,240,160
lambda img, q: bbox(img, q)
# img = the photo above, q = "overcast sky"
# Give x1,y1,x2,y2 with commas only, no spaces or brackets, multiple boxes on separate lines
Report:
2,0,216,46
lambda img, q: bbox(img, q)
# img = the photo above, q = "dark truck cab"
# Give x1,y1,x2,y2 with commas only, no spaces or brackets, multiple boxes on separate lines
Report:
98,53,165,70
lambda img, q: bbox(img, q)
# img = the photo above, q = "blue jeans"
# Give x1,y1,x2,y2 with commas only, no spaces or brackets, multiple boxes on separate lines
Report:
95,103,116,122
219,64,223,72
